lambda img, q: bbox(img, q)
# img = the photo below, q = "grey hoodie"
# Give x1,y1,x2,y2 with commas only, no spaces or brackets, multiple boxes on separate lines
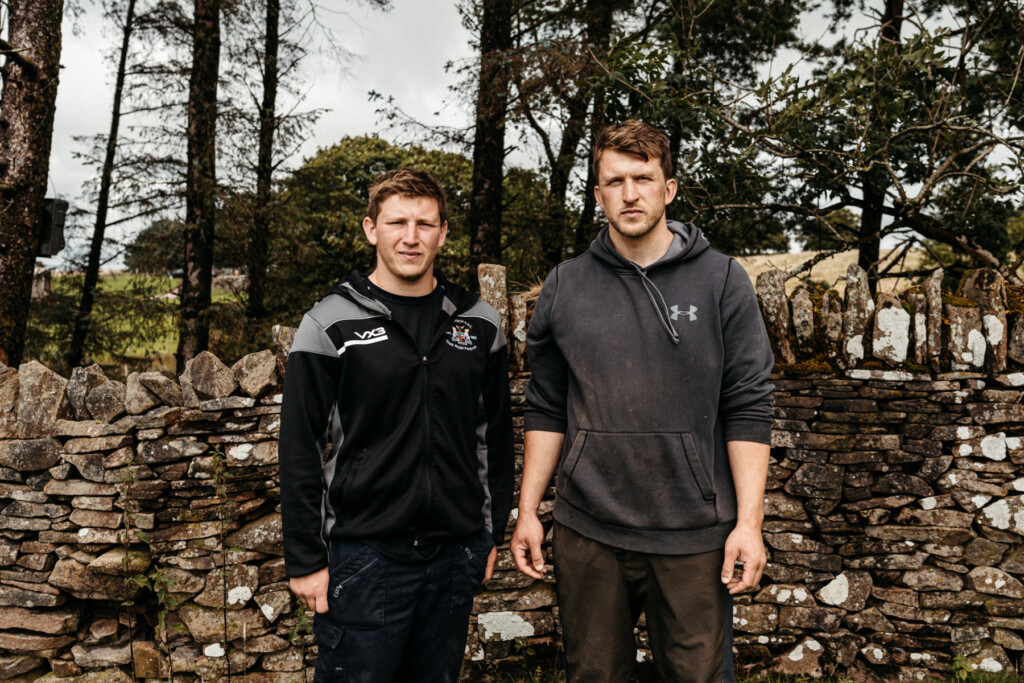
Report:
524,221,774,554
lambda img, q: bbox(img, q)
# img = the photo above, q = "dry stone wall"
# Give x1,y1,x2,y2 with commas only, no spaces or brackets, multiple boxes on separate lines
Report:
1,264,1024,680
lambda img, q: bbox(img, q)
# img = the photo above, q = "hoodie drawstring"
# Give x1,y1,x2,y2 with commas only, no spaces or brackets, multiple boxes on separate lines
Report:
634,265,680,345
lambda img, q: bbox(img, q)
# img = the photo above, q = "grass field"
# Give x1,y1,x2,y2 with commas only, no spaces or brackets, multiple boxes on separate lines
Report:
733,247,931,296
35,271,243,375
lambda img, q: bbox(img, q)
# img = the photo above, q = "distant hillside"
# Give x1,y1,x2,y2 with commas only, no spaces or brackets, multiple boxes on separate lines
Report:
734,248,931,296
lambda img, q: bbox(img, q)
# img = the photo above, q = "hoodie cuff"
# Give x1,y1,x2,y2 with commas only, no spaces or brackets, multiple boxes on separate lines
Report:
723,418,773,445
524,409,567,434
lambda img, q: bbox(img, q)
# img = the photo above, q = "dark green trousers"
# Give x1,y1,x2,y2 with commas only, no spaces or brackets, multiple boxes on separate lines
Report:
553,522,728,683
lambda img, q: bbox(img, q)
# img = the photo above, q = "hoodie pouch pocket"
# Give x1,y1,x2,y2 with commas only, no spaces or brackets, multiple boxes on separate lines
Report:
557,431,717,531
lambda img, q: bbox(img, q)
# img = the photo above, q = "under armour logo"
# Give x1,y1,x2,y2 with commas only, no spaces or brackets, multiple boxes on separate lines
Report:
670,305,698,321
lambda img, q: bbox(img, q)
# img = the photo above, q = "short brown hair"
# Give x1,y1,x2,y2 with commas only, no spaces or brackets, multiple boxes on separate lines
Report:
366,168,448,225
592,120,672,181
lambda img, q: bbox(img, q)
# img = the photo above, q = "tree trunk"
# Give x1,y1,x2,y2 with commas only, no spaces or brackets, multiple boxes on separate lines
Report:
247,0,279,320
573,132,600,257
68,0,138,369
858,0,903,294
0,0,65,367
571,0,615,260
858,175,885,289
541,88,590,269
468,0,513,278
177,0,221,370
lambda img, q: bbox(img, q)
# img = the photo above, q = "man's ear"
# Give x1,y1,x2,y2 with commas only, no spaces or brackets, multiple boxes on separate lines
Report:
593,183,605,212
665,178,678,205
362,216,377,245
437,222,448,249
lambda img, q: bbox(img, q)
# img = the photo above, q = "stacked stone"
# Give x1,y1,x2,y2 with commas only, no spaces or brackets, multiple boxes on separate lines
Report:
736,265,1024,680
0,328,310,681
4,264,1024,680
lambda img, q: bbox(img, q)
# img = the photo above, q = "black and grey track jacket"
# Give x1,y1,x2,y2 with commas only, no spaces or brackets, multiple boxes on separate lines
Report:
525,221,775,555
280,271,515,578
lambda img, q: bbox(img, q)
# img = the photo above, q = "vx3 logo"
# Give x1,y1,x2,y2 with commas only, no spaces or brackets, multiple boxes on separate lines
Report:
669,305,698,322
354,327,387,340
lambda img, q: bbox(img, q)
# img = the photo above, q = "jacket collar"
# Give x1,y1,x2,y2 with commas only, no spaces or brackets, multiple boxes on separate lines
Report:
331,270,477,316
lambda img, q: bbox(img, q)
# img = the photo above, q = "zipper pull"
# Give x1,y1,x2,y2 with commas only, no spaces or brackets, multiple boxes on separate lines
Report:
421,356,428,364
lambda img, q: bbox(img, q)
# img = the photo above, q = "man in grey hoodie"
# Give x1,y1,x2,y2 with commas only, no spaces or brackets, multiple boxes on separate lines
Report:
510,120,774,682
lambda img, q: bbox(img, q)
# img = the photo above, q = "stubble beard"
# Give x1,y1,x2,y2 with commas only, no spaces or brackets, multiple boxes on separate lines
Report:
379,250,434,284
608,205,666,241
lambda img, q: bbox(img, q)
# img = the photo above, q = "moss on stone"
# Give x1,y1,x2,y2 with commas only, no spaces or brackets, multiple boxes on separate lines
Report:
775,357,836,376
957,269,976,296
903,284,925,296
942,293,978,308
1006,285,1024,316
902,360,930,373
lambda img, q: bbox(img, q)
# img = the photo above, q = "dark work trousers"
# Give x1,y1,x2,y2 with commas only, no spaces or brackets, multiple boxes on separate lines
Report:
312,530,492,683
553,523,729,683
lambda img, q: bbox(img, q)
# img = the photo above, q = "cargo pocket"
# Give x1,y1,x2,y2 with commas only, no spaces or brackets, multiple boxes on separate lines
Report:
558,431,717,531
326,544,385,627
312,615,346,682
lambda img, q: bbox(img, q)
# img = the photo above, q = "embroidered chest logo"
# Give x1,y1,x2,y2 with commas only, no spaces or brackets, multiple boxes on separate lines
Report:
446,321,478,351
669,305,698,322
338,326,388,356
354,327,386,340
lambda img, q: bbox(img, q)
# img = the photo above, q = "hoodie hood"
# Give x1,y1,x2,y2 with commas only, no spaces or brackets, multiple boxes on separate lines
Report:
587,221,711,345
589,220,710,271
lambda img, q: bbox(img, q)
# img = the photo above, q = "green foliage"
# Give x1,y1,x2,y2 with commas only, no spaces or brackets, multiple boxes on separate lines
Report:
598,0,1024,273
792,209,860,253
952,655,971,682
124,214,273,277
25,272,178,376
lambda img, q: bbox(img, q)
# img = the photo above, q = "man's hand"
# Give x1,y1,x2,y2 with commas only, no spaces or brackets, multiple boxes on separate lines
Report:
720,524,766,595
510,513,546,579
290,567,330,613
483,546,497,584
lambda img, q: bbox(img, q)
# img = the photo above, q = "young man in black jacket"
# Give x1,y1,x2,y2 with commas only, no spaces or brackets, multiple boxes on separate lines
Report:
510,121,774,682
280,169,515,682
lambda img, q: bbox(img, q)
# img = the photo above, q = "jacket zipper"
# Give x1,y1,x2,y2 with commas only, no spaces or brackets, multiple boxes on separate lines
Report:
376,305,462,530
418,309,461,521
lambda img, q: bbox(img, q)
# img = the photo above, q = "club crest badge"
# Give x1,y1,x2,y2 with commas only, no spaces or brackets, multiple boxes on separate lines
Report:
446,321,478,351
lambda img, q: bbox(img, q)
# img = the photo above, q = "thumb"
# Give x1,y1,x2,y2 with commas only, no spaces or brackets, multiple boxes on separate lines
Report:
530,538,544,570
721,544,738,584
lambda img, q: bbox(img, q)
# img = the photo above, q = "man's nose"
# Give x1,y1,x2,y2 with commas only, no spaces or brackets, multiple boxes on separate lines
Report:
401,222,419,243
622,179,639,202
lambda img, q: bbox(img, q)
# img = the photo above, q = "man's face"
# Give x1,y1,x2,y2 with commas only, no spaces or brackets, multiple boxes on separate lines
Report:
594,149,677,240
362,194,447,287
